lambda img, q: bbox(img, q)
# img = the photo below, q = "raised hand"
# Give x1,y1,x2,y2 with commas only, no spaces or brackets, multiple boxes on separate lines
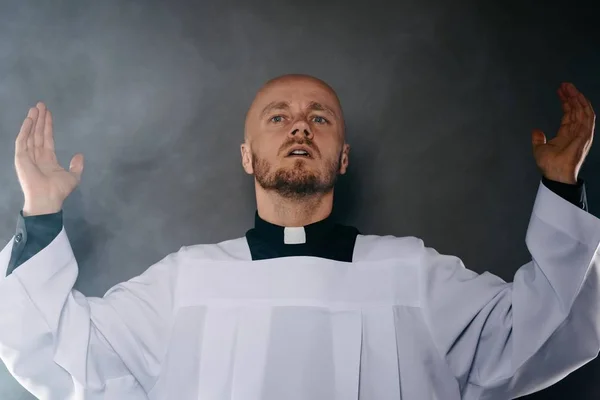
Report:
532,82,595,185
14,102,85,216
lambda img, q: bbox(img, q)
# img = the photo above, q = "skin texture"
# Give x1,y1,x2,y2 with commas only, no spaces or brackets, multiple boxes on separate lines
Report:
240,77,596,228
531,82,595,185
12,78,594,221
241,74,350,227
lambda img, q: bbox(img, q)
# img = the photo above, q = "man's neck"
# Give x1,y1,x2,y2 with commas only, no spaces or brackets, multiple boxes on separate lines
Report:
255,186,334,227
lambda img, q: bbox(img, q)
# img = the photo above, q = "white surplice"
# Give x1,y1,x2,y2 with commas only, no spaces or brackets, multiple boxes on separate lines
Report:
1,180,599,400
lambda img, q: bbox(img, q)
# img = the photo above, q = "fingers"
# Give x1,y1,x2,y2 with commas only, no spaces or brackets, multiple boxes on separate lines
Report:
562,83,594,126
33,102,46,149
579,92,596,124
557,83,595,163
26,107,38,157
558,86,571,115
558,86,577,137
15,113,34,157
557,83,595,145
566,84,583,125
16,103,53,161
44,109,55,151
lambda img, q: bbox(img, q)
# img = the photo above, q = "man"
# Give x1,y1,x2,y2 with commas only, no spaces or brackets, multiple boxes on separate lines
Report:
0,74,598,400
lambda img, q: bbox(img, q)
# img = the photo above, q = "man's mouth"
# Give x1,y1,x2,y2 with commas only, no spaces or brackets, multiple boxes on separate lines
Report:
287,150,310,157
286,146,313,158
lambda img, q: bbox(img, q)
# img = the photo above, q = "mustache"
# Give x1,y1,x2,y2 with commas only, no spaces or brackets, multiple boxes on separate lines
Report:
279,138,320,157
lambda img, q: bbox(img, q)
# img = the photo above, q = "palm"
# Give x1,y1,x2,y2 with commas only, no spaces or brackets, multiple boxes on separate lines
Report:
532,83,595,184
15,103,84,207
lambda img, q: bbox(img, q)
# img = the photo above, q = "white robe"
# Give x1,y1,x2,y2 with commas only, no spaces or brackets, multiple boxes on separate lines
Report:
1,181,599,400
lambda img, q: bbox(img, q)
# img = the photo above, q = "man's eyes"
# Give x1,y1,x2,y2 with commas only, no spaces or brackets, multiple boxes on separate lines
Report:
268,115,329,124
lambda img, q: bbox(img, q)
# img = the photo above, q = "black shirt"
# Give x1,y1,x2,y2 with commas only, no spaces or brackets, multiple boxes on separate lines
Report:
5,176,589,276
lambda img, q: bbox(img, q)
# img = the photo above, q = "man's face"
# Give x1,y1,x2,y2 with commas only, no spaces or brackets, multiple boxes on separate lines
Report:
241,77,349,199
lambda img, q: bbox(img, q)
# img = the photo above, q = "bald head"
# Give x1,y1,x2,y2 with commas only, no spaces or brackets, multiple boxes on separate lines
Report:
244,74,345,142
257,74,341,101
239,73,351,203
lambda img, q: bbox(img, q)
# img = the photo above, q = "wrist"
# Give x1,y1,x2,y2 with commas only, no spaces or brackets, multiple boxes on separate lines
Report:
542,173,577,185
23,202,63,217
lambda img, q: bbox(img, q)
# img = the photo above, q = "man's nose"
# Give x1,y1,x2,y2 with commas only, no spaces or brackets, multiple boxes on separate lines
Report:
289,120,313,139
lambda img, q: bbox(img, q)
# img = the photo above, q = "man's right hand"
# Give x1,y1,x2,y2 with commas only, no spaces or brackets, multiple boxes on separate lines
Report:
15,102,84,216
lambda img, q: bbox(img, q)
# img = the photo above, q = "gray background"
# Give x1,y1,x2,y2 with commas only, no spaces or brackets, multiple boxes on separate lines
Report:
0,0,598,398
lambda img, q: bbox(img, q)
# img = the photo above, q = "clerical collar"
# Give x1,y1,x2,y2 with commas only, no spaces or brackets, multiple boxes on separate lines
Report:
252,211,336,245
245,210,360,261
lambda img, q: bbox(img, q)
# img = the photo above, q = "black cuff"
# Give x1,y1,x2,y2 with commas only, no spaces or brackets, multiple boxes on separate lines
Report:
541,176,588,212
6,209,63,276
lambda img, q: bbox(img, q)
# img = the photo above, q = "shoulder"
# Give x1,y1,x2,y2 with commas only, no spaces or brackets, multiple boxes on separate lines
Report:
353,233,426,262
114,238,250,291
178,236,251,261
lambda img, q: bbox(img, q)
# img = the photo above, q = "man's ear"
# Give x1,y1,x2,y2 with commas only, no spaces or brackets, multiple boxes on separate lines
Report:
240,143,254,174
339,143,350,175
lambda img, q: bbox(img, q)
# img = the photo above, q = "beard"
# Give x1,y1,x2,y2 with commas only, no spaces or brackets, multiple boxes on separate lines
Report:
252,151,341,200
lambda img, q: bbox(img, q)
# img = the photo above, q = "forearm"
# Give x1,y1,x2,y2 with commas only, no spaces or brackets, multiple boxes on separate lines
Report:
421,181,600,398
0,229,145,399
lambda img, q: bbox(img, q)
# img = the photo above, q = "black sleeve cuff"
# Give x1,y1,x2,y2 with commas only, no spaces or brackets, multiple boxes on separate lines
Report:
6,209,64,276
541,176,588,212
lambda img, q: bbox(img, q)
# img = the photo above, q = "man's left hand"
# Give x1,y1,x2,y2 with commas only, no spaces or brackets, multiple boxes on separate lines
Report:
532,82,595,185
